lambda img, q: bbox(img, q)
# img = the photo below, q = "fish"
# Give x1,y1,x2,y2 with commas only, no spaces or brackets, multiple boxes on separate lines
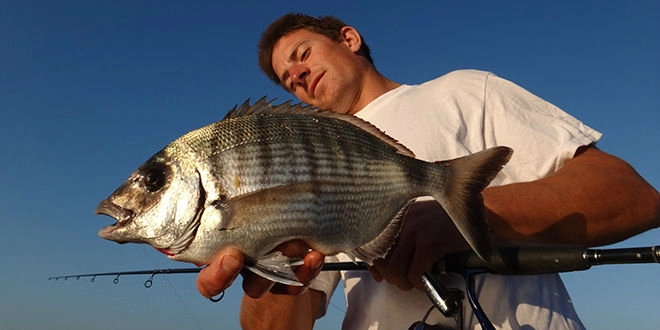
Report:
96,97,513,285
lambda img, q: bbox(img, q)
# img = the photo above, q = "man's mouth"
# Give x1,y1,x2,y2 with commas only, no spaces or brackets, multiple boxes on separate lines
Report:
310,71,325,99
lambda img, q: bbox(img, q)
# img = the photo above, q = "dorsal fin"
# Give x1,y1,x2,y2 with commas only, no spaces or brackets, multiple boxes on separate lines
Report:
222,97,414,157
317,110,415,157
223,96,317,119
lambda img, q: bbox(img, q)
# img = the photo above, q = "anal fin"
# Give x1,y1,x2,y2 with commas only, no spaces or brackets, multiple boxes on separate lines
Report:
349,201,411,265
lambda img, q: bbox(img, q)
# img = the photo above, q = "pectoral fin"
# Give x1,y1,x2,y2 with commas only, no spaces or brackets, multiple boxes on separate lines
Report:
244,251,304,286
214,182,316,229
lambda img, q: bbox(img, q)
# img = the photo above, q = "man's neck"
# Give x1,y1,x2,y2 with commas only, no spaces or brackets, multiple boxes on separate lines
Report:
347,71,400,115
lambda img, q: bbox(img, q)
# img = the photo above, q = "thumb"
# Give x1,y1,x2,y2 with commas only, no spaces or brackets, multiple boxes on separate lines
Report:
196,248,244,298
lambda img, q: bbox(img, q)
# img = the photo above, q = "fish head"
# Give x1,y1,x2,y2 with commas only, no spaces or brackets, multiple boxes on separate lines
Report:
96,149,204,256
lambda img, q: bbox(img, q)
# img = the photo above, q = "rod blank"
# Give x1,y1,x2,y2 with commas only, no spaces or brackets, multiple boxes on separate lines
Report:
49,245,659,283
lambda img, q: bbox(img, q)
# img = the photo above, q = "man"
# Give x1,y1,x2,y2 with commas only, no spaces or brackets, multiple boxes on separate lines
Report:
197,13,660,329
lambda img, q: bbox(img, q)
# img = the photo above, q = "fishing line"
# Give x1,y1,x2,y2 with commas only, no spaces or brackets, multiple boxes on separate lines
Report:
328,300,347,314
326,286,348,314
161,275,203,330
147,246,203,330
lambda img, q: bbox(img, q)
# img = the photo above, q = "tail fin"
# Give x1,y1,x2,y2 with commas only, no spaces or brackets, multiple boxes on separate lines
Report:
432,146,513,261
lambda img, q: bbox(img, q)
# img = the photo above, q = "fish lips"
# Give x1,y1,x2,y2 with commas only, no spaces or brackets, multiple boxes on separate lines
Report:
95,199,135,240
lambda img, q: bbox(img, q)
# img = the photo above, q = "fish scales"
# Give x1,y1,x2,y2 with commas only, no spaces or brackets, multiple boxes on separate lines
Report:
96,98,513,285
196,135,413,254
205,114,410,197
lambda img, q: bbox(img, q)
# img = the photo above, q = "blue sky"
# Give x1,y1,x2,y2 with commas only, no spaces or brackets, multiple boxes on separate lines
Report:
1,1,658,329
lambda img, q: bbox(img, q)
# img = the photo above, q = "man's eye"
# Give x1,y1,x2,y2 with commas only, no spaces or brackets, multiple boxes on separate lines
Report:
301,48,309,61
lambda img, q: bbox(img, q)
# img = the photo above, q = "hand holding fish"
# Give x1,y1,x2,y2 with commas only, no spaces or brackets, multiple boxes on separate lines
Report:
370,200,472,291
258,241,325,296
197,241,325,299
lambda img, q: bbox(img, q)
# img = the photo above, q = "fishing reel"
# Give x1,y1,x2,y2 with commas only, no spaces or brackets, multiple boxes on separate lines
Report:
415,272,465,330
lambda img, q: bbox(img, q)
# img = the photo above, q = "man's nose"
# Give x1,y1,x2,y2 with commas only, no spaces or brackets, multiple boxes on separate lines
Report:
289,64,310,85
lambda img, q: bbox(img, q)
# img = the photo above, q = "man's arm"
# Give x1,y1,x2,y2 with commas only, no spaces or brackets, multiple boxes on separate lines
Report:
484,146,660,245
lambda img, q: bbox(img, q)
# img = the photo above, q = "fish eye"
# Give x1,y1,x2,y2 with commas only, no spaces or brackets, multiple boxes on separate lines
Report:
143,169,166,192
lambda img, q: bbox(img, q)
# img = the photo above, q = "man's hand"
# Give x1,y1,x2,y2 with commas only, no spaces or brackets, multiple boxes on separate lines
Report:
371,200,471,291
196,241,326,299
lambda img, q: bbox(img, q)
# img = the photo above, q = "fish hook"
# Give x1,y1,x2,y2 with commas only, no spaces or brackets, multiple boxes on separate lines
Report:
113,274,120,284
209,291,225,303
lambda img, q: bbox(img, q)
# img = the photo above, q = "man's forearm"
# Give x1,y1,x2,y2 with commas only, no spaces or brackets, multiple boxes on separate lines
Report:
484,147,660,246
240,289,324,330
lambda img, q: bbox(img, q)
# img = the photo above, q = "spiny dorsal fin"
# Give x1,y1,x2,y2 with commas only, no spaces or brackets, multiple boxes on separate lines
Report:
223,97,316,119
222,97,414,157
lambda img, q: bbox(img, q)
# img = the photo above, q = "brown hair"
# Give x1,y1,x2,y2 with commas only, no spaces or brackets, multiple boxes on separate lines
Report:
258,13,373,85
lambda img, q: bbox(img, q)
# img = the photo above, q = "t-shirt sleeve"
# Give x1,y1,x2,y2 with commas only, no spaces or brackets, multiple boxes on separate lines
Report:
482,72,602,183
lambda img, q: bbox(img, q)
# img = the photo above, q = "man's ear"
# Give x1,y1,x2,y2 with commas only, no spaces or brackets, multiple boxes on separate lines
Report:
340,26,362,53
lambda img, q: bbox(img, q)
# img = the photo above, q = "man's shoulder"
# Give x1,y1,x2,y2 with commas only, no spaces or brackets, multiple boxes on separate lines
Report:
413,69,494,95
425,69,492,85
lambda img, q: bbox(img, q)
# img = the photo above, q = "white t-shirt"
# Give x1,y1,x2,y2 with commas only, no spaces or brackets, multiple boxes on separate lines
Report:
310,69,601,330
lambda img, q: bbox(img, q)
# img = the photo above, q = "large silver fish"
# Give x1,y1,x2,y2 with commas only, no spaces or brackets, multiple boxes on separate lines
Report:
96,98,512,285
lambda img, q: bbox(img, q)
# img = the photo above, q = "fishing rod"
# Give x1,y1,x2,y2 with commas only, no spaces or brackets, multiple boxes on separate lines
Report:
48,245,659,284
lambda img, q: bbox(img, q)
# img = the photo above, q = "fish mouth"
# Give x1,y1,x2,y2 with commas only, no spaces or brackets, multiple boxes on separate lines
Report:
95,200,134,235
155,248,175,257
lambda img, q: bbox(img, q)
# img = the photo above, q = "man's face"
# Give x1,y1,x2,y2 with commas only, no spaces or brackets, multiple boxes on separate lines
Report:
271,28,364,114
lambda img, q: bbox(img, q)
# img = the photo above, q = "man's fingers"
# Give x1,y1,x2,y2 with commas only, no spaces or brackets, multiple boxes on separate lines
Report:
367,263,384,282
242,242,325,297
298,250,325,283
378,228,415,290
269,249,325,295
